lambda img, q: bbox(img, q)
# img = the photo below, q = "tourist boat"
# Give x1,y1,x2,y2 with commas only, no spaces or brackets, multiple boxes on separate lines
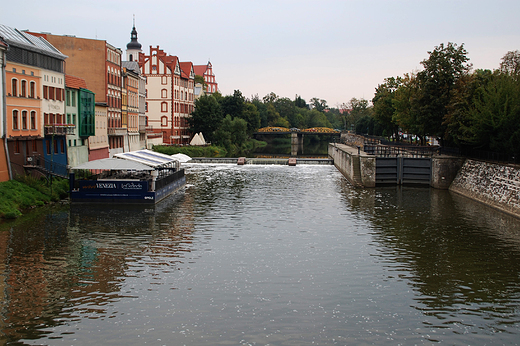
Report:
69,150,186,204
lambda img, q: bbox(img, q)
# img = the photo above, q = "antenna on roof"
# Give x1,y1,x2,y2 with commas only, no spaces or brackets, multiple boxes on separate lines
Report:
133,14,135,27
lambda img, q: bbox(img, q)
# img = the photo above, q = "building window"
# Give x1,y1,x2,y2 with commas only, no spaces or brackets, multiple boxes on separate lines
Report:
12,110,19,130
43,85,48,99
161,89,167,98
66,90,71,106
15,140,20,154
32,140,37,152
21,80,27,97
161,76,167,84
22,111,28,130
30,81,35,98
31,111,36,130
161,102,168,112
11,78,18,96
161,116,167,126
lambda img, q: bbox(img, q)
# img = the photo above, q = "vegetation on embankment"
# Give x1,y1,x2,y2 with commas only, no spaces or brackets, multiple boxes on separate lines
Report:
154,139,266,158
0,176,69,219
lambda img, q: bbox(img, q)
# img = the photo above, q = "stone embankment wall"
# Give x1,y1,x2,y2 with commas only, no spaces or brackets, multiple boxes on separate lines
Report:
449,159,520,218
329,144,376,187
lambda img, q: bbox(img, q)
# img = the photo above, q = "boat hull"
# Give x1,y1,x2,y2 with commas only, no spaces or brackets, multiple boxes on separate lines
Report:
70,170,186,204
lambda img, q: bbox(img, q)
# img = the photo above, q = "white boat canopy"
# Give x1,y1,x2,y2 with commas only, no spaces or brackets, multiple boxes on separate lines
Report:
71,158,154,171
114,149,180,169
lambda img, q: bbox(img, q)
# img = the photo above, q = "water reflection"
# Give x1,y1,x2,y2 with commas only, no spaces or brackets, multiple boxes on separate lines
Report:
1,165,520,345
0,190,197,344
337,182,520,337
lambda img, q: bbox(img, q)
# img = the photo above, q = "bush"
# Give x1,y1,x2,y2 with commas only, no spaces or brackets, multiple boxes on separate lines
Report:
153,145,227,158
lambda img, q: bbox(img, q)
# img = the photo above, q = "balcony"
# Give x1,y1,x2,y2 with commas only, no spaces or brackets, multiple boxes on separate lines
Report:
44,124,75,136
108,127,127,136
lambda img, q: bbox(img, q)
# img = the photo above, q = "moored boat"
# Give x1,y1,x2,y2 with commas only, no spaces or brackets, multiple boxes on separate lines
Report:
69,150,186,204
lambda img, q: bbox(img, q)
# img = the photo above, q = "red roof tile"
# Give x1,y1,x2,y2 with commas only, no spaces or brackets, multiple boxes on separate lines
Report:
65,75,88,89
179,61,193,79
193,64,208,76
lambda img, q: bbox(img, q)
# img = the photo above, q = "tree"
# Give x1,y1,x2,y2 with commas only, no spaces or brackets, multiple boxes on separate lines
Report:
188,95,223,143
499,50,520,77
274,97,297,127
308,109,332,128
262,92,279,104
310,98,328,112
372,76,402,139
416,42,472,144
345,98,371,131
461,71,520,153
392,73,424,141
239,102,261,135
194,75,207,89
214,115,248,152
220,90,245,118
294,95,308,109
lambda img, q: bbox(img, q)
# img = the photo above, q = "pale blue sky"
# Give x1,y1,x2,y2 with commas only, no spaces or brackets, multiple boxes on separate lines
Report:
2,0,519,107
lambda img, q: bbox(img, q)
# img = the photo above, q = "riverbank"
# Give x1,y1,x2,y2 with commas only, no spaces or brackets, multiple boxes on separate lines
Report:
450,159,520,218
0,177,69,219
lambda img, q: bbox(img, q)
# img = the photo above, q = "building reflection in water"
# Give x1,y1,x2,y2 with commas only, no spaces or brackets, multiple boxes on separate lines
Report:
0,188,195,344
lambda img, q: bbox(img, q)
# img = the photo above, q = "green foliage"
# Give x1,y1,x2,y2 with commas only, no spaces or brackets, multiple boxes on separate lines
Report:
459,71,520,153
416,42,471,142
372,76,402,139
154,145,228,158
0,176,69,219
188,94,223,143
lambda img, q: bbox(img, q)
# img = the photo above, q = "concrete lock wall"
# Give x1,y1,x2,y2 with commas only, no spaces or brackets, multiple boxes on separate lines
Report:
329,144,462,189
329,144,375,187
449,159,520,218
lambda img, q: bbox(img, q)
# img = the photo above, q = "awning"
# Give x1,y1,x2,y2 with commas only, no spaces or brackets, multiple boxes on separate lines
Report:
71,158,154,171
114,149,179,168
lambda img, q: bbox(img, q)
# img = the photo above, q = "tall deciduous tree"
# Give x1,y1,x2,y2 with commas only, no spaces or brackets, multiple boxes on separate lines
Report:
416,42,471,144
372,76,402,139
188,95,223,143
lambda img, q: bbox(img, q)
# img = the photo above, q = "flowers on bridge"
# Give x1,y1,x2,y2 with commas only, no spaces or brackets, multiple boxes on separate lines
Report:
257,127,339,133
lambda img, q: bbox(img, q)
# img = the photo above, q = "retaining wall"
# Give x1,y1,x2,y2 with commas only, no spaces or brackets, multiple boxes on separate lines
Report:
449,159,520,218
329,144,463,189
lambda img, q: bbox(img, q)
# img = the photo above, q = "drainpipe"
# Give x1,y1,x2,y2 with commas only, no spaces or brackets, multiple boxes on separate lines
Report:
1,43,13,179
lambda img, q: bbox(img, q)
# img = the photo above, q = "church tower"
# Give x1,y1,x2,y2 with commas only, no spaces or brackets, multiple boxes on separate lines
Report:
126,17,142,62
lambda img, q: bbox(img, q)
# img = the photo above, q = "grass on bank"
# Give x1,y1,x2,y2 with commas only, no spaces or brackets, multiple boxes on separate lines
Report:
153,139,267,158
0,176,69,219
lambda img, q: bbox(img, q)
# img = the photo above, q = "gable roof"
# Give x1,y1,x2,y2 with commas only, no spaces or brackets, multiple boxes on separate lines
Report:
0,24,67,60
65,75,88,90
193,64,208,76
179,61,194,79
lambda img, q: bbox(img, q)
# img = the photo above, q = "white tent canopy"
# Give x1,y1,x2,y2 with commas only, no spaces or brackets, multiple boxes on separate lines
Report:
114,149,180,168
171,153,192,163
71,158,154,171
190,132,206,146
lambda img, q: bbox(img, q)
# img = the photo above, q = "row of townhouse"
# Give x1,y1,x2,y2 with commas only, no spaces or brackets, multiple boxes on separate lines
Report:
0,23,218,181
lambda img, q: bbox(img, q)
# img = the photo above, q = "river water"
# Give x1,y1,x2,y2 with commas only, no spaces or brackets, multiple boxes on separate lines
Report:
1,163,520,345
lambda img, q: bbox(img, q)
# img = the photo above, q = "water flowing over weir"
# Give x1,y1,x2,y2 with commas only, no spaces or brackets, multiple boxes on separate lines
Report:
1,164,520,345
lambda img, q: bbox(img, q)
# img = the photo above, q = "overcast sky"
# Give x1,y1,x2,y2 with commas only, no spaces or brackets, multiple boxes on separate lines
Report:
2,0,519,107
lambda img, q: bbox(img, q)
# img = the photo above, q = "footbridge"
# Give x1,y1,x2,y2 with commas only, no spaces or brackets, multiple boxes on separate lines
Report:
253,127,340,156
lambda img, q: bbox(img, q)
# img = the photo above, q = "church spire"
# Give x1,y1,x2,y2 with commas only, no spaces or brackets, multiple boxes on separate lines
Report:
126,15,142,61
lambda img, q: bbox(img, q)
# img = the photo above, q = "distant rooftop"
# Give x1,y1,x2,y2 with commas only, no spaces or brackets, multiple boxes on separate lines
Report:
0,24,67,60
